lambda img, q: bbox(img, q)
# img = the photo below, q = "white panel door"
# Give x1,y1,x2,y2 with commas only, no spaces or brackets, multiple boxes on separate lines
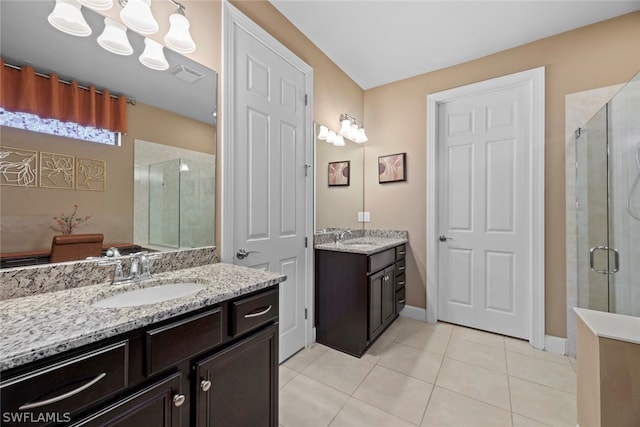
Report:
437,85,531,339
232,24,308,362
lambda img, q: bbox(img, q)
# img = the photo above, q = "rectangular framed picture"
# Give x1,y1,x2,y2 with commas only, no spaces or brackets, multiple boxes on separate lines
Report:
378,153,406,183
328,160,350,186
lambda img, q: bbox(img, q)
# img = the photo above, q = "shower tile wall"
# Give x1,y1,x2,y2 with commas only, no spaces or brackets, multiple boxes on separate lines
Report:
565,83,623,357
134,139,215,248
608,79,640,316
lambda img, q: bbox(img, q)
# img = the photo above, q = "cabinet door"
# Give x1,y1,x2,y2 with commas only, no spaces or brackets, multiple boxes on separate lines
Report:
195,323,278,427
382,266,396,325
368,270,384,339
69,371,182,427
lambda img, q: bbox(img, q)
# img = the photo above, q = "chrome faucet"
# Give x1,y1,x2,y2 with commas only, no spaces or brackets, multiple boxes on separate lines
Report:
99,252,159,285
334,229,353,243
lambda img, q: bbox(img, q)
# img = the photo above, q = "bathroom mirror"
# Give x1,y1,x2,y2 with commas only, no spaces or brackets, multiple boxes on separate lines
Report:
314,122,365,231
0,1,217,257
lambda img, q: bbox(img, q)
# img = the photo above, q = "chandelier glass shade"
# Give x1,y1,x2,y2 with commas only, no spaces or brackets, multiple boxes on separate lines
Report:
97,17,133,56
139,37,169,71
120,0,158,35
48,0,92,37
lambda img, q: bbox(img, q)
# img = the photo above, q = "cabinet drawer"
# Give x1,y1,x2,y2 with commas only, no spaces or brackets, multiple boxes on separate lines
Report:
395,259,406,275
231,288,279,337
146,307,222,376
369,248,395,273
1,341,128,420
395,245,406,260
395,273,406,291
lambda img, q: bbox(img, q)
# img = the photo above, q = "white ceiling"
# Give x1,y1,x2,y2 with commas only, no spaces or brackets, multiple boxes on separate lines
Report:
269,0,640,89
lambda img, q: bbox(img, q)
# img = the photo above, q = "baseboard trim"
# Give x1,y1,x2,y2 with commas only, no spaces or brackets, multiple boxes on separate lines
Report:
399,305,427,322
544,335,567,355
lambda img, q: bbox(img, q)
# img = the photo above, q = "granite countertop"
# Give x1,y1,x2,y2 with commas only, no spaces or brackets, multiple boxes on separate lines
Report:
574,307,640,345
315,236,408,255
0,263,286,371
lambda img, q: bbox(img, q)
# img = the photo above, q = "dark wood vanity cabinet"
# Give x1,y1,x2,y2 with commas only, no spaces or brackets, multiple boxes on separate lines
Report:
0,286,279,427
315,243,406,357
194,323,278,427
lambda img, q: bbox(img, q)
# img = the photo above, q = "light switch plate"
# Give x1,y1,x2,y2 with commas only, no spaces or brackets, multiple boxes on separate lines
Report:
357,212,365,222
363,212,371,222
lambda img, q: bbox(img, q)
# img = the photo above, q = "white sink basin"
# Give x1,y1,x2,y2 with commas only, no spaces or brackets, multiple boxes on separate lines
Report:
341,240,378,248
92,283,205,308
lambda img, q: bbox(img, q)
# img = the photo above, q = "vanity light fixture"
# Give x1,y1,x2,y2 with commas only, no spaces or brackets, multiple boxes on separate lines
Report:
334,134,346,147
164,3,196,54
77,0,114,10
48,0,92,37
97,17,133,56
139,37,169,70
119,0,159,35
339,113,368,143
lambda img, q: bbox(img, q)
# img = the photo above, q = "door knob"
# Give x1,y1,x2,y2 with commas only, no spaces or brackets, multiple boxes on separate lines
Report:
236,249,259,260
439,235,452,242
200,380,212,392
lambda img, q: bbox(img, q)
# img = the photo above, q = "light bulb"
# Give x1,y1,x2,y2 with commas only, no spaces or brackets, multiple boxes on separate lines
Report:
334,135,345,147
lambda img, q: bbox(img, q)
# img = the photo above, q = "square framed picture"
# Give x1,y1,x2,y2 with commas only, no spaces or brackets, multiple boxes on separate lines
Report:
328,160,350,186
378,153,406,183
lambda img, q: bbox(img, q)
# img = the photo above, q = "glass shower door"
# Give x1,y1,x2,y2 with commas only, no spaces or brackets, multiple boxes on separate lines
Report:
576,71,640,316
576,106,610,312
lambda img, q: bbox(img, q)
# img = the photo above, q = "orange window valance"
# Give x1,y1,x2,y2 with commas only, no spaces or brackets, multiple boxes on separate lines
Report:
0,58,128,134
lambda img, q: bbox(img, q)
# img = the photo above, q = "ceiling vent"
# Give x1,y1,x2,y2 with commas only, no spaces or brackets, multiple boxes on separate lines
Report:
169,64,204,84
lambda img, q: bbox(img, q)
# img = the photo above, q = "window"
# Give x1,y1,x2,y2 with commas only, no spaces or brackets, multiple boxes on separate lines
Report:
0,108,120,146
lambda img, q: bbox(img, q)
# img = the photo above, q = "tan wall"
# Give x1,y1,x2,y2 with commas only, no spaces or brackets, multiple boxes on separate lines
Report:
0,102,215,252
364,12,640,337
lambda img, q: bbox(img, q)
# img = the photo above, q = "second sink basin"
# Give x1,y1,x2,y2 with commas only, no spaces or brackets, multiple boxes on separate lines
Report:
92,283,206,308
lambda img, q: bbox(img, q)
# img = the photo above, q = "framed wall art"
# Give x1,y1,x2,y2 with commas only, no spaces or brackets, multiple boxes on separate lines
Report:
328,160,350,186
0,146,37,187
378,152,406,183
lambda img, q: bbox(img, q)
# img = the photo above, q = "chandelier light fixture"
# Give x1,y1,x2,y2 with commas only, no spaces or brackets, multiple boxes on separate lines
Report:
339,113,368,143
317,114,368,147
48,0,197,71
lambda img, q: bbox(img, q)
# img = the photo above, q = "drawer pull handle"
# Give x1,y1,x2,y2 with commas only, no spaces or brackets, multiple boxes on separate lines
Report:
398,299,406,304
173,394,186,407
398,281,405,286
398,266,405,271
398,251,406,255
244,305,273,318
201,380,212,392
18,372,107,410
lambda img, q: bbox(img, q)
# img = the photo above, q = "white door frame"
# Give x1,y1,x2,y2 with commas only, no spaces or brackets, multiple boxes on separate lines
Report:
221,2,315,347
426,67,546,349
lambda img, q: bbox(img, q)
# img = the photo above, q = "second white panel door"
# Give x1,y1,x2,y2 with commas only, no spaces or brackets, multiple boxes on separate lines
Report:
437,84,531,339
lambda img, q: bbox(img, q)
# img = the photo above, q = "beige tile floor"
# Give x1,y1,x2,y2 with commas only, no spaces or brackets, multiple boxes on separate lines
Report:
279,317,577,427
